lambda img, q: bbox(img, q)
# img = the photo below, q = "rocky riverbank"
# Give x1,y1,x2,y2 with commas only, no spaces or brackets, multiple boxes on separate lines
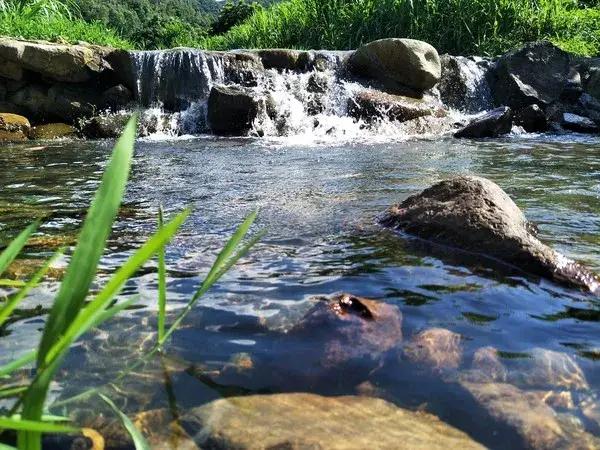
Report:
1,37,600,140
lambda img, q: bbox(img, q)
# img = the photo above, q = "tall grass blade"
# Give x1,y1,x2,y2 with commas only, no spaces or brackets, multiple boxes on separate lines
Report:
19,114,138,450
0,251,63,328
157,206,167,344
0,417,78,433
44,210,189,365
99,394,150,450
161,212,262,345
0,351,36,378
0,221,39,276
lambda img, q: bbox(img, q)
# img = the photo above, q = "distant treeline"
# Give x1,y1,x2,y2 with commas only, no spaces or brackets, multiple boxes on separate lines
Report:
1,0,599,56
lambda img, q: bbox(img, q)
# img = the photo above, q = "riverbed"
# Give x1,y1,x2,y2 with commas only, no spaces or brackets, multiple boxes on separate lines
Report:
1,133,599,448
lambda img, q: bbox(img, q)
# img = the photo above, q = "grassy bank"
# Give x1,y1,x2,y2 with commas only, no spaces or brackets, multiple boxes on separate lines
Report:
203,0,600,56
0,15,131,48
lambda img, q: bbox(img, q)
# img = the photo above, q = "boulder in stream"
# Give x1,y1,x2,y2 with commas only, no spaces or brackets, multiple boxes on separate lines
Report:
562,112,599,133
0,112,30,141
349,38,442,93
207,85,260,135
515,104,549,133
454,106,513,138
490,41,574,110
381,176,600,294
181,393,486,450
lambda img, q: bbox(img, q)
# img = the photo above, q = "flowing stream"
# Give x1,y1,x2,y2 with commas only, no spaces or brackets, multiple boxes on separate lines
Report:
0,50,599,449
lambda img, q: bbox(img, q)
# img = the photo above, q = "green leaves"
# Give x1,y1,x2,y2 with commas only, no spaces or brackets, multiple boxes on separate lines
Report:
18,115,140,450
0,221,39,277
0,416,78,433
99,394,150,450
157,206,167,344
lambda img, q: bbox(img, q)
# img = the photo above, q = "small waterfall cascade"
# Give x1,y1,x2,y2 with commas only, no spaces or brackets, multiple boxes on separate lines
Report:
436,55,494,113
126,48,484,140
131,49,227,110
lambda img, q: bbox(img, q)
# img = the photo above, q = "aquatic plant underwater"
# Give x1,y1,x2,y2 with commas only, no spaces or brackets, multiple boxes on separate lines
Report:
0,115,263,449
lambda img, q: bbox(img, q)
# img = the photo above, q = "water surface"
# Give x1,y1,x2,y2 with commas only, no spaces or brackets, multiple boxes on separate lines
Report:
0,134,599,447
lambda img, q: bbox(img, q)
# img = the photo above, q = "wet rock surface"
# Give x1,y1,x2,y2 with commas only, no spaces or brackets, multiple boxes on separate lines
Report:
454,106,513,138
181,393,486,450
0,112,30,141
515,104,549,133
490,41,573,110
460,382,600,450
30,122,77,140
349,38,441,93
348,90,437,123
381,176,600,293
561,112,599,133
207,85,261,135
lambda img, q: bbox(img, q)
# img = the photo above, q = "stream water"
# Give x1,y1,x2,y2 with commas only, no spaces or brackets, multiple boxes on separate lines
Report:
0,131,599,448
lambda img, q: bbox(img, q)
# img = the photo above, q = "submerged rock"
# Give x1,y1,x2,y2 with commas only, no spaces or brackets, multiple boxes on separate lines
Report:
349,38,441,93
515,104,549,133
404,328,463,370
181,393,486,449
80,114,129,139
207,85,260,135
461,382,579,450
30,123,76,140
289,293,403,369
507,349,589,391
348,90,436,123
0,112,30,141
454,106,513,138
469,346,508,383
381,176,600,294
490,41,573,110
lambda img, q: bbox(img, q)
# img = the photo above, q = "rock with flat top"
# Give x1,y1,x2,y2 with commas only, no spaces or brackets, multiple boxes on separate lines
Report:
182,393,486,450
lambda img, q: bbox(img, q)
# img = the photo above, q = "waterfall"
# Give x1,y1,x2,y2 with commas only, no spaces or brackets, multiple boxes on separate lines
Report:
126,48,475,141
436,55,493,113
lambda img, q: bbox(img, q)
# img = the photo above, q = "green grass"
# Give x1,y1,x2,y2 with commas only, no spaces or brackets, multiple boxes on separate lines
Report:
0,115,262,449
202,0,600,56
0,15,131,48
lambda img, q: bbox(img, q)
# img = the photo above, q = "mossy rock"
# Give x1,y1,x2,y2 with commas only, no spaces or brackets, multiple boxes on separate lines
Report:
30,123,77,140
0,112,30,142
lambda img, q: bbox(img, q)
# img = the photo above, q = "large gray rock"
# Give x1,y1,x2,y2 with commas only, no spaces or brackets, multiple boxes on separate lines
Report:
182,393,486,449
256,49,306,71
349,39,441,93
562,112,599,133
490,41,574,110
454,106,513,138
348,89,437,123
207,85,261,135
0,38,107,83
381,176,600,294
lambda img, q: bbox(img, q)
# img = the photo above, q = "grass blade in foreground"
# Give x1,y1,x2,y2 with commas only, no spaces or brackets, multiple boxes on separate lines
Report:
0,222,39,276
0,251,63,327
0,417,77,433
157,206,167,344
99,394,150,450
19,115,138,450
